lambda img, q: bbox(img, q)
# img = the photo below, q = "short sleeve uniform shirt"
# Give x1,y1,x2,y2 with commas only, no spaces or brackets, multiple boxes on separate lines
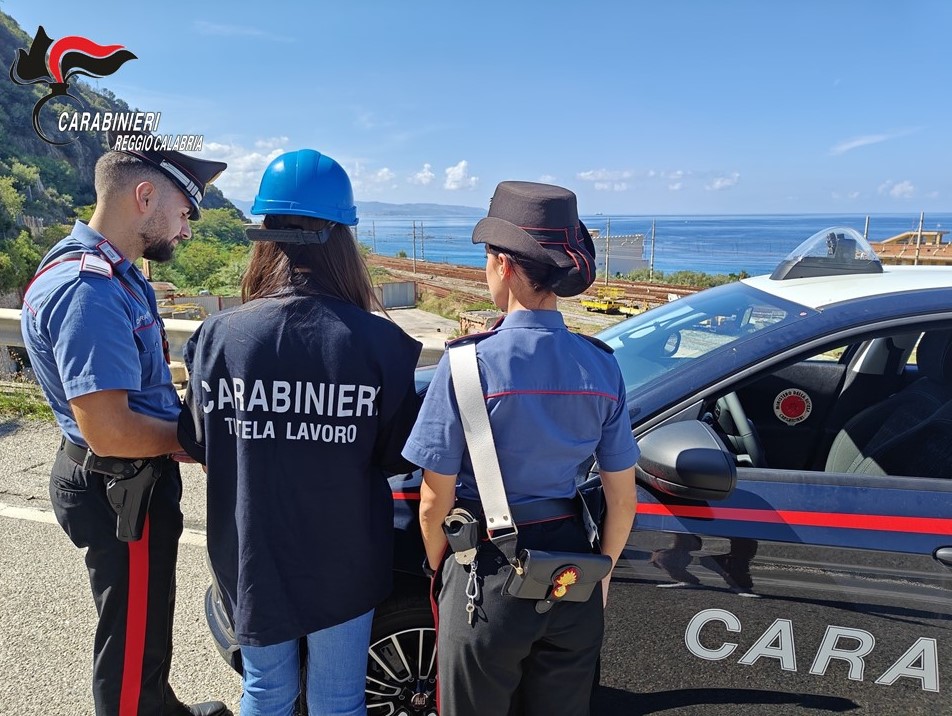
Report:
402,309,638,504
21,221,179,447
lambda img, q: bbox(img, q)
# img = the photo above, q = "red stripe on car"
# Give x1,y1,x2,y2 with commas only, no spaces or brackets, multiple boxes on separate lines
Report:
638,503,952,535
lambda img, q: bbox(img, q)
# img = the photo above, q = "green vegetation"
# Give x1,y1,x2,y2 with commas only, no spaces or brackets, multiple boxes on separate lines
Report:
0,379,54,421
621,268,750,288
0,9,247,299
150,208,251,295
417,290,496,322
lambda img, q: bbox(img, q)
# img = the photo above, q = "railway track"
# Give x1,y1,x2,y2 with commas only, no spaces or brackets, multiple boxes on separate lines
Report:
367,254,701,311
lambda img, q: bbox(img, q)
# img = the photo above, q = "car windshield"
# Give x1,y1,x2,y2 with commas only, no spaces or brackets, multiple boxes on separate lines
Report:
597,282,808,393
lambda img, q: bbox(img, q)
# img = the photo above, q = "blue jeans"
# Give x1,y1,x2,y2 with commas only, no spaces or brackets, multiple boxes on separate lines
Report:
239,609,374,716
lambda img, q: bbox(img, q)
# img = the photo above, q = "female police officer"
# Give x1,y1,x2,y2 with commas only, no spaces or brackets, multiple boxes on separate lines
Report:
178,149,422,716
402,181,639,716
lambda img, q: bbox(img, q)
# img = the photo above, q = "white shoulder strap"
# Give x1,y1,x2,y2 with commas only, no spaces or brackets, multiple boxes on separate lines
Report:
448,342,516,534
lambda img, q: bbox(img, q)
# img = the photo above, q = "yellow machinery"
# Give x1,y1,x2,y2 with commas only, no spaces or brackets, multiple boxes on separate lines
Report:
580,287,625,314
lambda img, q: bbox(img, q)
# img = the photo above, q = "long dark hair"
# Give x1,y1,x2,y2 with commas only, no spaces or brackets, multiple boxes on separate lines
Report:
241,214,381,311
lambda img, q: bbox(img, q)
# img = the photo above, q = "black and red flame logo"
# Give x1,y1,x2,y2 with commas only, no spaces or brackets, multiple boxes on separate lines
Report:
9,26,136,144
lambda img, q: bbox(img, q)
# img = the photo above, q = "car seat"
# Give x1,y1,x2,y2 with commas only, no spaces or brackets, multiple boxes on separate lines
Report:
825,330,952,475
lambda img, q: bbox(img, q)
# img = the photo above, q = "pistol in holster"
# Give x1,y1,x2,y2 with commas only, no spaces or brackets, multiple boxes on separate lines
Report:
88,455,161,543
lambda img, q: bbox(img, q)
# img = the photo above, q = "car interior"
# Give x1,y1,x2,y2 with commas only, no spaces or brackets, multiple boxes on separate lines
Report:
704,327,952,479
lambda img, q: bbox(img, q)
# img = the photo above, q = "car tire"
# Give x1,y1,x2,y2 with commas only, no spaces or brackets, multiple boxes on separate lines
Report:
366,583,438,716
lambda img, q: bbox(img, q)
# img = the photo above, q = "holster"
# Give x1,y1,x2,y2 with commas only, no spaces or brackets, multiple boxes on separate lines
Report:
104,461,161,542
503,548,612,613
60,438,163,542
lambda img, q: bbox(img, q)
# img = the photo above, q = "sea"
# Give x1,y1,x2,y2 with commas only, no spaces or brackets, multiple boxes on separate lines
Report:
353,213,952,276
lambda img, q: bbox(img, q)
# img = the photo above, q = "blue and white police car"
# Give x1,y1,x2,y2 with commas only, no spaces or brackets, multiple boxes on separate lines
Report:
208,227,952,715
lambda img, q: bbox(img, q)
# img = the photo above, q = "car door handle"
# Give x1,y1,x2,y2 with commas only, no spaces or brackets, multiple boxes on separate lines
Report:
935,547,952,567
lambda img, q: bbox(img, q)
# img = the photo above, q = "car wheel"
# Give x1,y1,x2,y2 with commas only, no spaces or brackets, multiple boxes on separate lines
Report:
366,589,437,716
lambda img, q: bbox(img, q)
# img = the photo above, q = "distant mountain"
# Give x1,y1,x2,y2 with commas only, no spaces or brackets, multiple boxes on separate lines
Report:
231,199,254,220
0,10,245,227
357,201,484,218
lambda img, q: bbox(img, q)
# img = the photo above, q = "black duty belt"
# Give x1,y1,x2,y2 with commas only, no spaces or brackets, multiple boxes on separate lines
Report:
455,497,578,527
60,437,154,478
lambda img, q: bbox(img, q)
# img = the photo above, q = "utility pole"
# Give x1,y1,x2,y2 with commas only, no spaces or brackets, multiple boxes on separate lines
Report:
421,221,425,261
412,221,417,273
648,220,656,281
863,215,870,243
914,211,924,266
372,220,377,253
604,217,611,285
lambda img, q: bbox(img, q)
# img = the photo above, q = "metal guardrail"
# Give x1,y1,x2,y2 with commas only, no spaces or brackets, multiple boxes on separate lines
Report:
0,308,202,362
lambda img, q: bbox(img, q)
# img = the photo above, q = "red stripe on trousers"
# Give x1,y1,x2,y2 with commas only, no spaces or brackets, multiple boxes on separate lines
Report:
119,515,150,715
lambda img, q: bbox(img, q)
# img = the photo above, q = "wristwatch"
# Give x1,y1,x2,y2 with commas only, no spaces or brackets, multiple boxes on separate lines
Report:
422,558,436,579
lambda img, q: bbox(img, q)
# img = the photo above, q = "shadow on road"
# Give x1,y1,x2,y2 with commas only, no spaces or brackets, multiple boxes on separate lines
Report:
592,686,859,714
0,418,26,438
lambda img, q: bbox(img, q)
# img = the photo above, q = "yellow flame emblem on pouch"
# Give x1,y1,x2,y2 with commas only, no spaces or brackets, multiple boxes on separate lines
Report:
551,567,579,599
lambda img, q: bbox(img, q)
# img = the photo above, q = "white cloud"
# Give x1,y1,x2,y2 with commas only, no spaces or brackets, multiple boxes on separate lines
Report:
409,163,435,186
192,21,292,42
706,172,740,191
890,180,915,198
830,128,920,156
668,182,683,192
200,137,288,201
594,182,628,192
444,160,479,190
578,169,633,182
878,179,915,198
849,191,860,199
927,190,940,199
347,162,399,195
356,112,377,130
538,174,557,183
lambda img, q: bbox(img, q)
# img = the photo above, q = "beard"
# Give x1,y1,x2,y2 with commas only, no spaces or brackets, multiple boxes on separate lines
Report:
140,210,177,262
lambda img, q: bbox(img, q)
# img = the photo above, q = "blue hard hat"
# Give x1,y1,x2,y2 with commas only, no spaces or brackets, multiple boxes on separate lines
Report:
251,149,358,226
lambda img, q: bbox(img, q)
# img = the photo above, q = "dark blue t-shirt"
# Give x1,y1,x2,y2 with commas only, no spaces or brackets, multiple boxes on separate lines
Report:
179,293,421,646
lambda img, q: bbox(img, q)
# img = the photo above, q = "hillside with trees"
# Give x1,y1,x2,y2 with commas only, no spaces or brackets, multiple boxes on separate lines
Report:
0,10,246,298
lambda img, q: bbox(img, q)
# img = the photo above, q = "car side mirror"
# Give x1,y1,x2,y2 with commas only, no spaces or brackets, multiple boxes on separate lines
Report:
635,420,737,501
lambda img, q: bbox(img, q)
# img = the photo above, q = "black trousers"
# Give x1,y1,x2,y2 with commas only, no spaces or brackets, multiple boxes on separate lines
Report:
435,517,604,716
50,445,185,716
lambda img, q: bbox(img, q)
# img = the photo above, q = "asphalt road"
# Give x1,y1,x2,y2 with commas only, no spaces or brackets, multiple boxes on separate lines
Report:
0,308,459,715
0,419,242,716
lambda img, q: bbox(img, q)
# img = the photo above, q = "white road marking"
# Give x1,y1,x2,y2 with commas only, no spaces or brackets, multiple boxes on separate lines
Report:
0,501,208,546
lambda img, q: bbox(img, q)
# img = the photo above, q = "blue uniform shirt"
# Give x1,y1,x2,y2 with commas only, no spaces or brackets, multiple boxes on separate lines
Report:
402,309,638,505
21,221,179,447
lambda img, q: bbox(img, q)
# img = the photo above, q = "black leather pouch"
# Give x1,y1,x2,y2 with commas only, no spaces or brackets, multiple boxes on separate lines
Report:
503,548,612,605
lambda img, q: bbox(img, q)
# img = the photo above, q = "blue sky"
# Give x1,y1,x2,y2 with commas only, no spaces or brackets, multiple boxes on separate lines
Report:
6,1,952,215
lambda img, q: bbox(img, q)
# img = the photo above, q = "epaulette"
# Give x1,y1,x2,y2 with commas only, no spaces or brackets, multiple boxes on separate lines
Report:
444,328,498,349
577,333,614,354
78,253,113,279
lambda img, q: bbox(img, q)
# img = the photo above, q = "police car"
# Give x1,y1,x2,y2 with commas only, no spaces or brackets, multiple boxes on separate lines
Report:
207,227,952,714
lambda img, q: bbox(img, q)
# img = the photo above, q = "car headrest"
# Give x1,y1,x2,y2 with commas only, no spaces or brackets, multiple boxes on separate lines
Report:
916,331,952,382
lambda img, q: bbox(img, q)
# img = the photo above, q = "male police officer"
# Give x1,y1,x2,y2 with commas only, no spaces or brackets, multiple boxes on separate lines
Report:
20,140,231,716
